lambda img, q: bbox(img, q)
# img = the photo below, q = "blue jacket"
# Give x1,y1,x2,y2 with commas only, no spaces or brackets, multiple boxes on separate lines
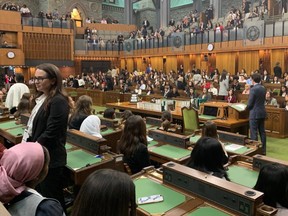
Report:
247,83,266,119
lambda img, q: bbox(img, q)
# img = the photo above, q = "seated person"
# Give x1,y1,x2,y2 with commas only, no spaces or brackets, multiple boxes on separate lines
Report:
163,85,171,98
71,169,136,216
231,77,241,91
0,142,64,216
194,88,211,108
69,95,93,130
118,115,150,174
186,137,230,180
134,84,142,95
265,91,278,107
242,84,250,95
14,98,30,123
146,85,154,95
280,94,288,110
201,121,228,162
167,86,180,98
119,110,134,130
225,89,237,103
80,115,102,138
103,108,116,119
208,82,218,96
254,163,288,215
159,111,178,132
280,85,287,97
271,75,280,84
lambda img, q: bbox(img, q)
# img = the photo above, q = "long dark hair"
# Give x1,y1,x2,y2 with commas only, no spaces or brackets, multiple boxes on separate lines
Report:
118,115,147,156
220,70,228,82
254,163,288,208
202,121,218,139
33,63,68,110
72,169,136,216
187,137,229,180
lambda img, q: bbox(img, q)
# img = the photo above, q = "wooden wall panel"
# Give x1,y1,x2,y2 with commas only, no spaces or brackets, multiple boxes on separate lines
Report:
183,55,190,72
126,58,134,72
150,57,163,72
165,56,177,73
238,51,259,75
270,49,285,75
216,53,236,74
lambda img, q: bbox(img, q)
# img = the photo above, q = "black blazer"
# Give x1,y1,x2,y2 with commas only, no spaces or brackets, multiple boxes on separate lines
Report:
29,94,69,168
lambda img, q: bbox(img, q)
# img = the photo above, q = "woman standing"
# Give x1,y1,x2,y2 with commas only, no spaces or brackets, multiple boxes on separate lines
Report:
218,70,229,100
23,63,70,210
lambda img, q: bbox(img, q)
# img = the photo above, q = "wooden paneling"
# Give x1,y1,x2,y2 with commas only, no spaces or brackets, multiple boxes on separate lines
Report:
0,49,24,66
216,52,236,74
270,49,285,74
165,56,177,73
238,51,259,75
150,57,163,72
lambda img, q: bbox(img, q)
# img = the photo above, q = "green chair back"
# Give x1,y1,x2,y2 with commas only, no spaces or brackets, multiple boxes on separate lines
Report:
181,107,200,133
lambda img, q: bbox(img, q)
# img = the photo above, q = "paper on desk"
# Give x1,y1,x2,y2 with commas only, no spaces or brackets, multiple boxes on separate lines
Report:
225,144,243,151
229,103,247,112
147,136,153,142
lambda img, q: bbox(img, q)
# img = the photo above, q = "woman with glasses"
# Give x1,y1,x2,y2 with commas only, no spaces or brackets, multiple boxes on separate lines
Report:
22,63,70,211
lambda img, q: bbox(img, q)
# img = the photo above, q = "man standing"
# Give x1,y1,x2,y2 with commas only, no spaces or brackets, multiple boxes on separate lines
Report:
246,73,266,155
5,73,30,114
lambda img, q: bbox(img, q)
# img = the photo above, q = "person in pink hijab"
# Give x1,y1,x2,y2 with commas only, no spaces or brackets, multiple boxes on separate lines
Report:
0,142,65,216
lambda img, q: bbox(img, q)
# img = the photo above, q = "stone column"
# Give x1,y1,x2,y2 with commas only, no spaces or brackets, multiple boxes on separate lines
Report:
124,0,133,24
210,0,221,19
160,0,170,28
194,0,203,12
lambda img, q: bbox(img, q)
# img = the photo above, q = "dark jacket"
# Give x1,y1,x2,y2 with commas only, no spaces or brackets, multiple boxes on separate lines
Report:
247,83,266,119
29,94,69,168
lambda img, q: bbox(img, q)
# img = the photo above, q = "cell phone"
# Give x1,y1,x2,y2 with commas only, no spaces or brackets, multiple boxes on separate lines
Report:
137,194,164,205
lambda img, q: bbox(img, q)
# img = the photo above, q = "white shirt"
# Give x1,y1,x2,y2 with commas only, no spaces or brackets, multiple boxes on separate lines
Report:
5,83,30,110
22,95,46,142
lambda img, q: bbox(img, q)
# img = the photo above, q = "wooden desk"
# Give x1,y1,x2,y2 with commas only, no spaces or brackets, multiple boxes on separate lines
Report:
0,120,24,145
147,140,191,165
132,167,237,216
265,106,288,138
106,102,249,135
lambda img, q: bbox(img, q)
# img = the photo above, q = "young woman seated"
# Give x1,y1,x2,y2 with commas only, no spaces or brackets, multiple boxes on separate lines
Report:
186,136,230,180
118,110,134,130
14,98,30,123
159,111,179,132
0,142,64,216
280,85,287,97
225,89,237,103
265,91,278,107
254,163,288,216
242,84,250,95
201,121,229,162
72,169,136,216
80,115,102,139
69,95,93,130
118,115,150,174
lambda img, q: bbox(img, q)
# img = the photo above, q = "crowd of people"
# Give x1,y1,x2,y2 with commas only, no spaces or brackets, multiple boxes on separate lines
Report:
0,62,288,215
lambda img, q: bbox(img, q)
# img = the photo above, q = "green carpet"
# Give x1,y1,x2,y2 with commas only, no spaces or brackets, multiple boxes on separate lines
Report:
267,136,288,161
92,106,106,113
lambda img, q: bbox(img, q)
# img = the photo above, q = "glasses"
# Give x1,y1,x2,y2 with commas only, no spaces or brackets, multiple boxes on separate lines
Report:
34,76,49,83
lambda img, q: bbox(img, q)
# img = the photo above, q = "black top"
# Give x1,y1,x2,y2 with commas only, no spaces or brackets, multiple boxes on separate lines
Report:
69,114,88,130
28,94,69,168
123,143,150,174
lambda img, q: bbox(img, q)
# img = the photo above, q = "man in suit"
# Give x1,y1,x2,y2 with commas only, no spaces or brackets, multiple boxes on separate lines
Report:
246,73,267,155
